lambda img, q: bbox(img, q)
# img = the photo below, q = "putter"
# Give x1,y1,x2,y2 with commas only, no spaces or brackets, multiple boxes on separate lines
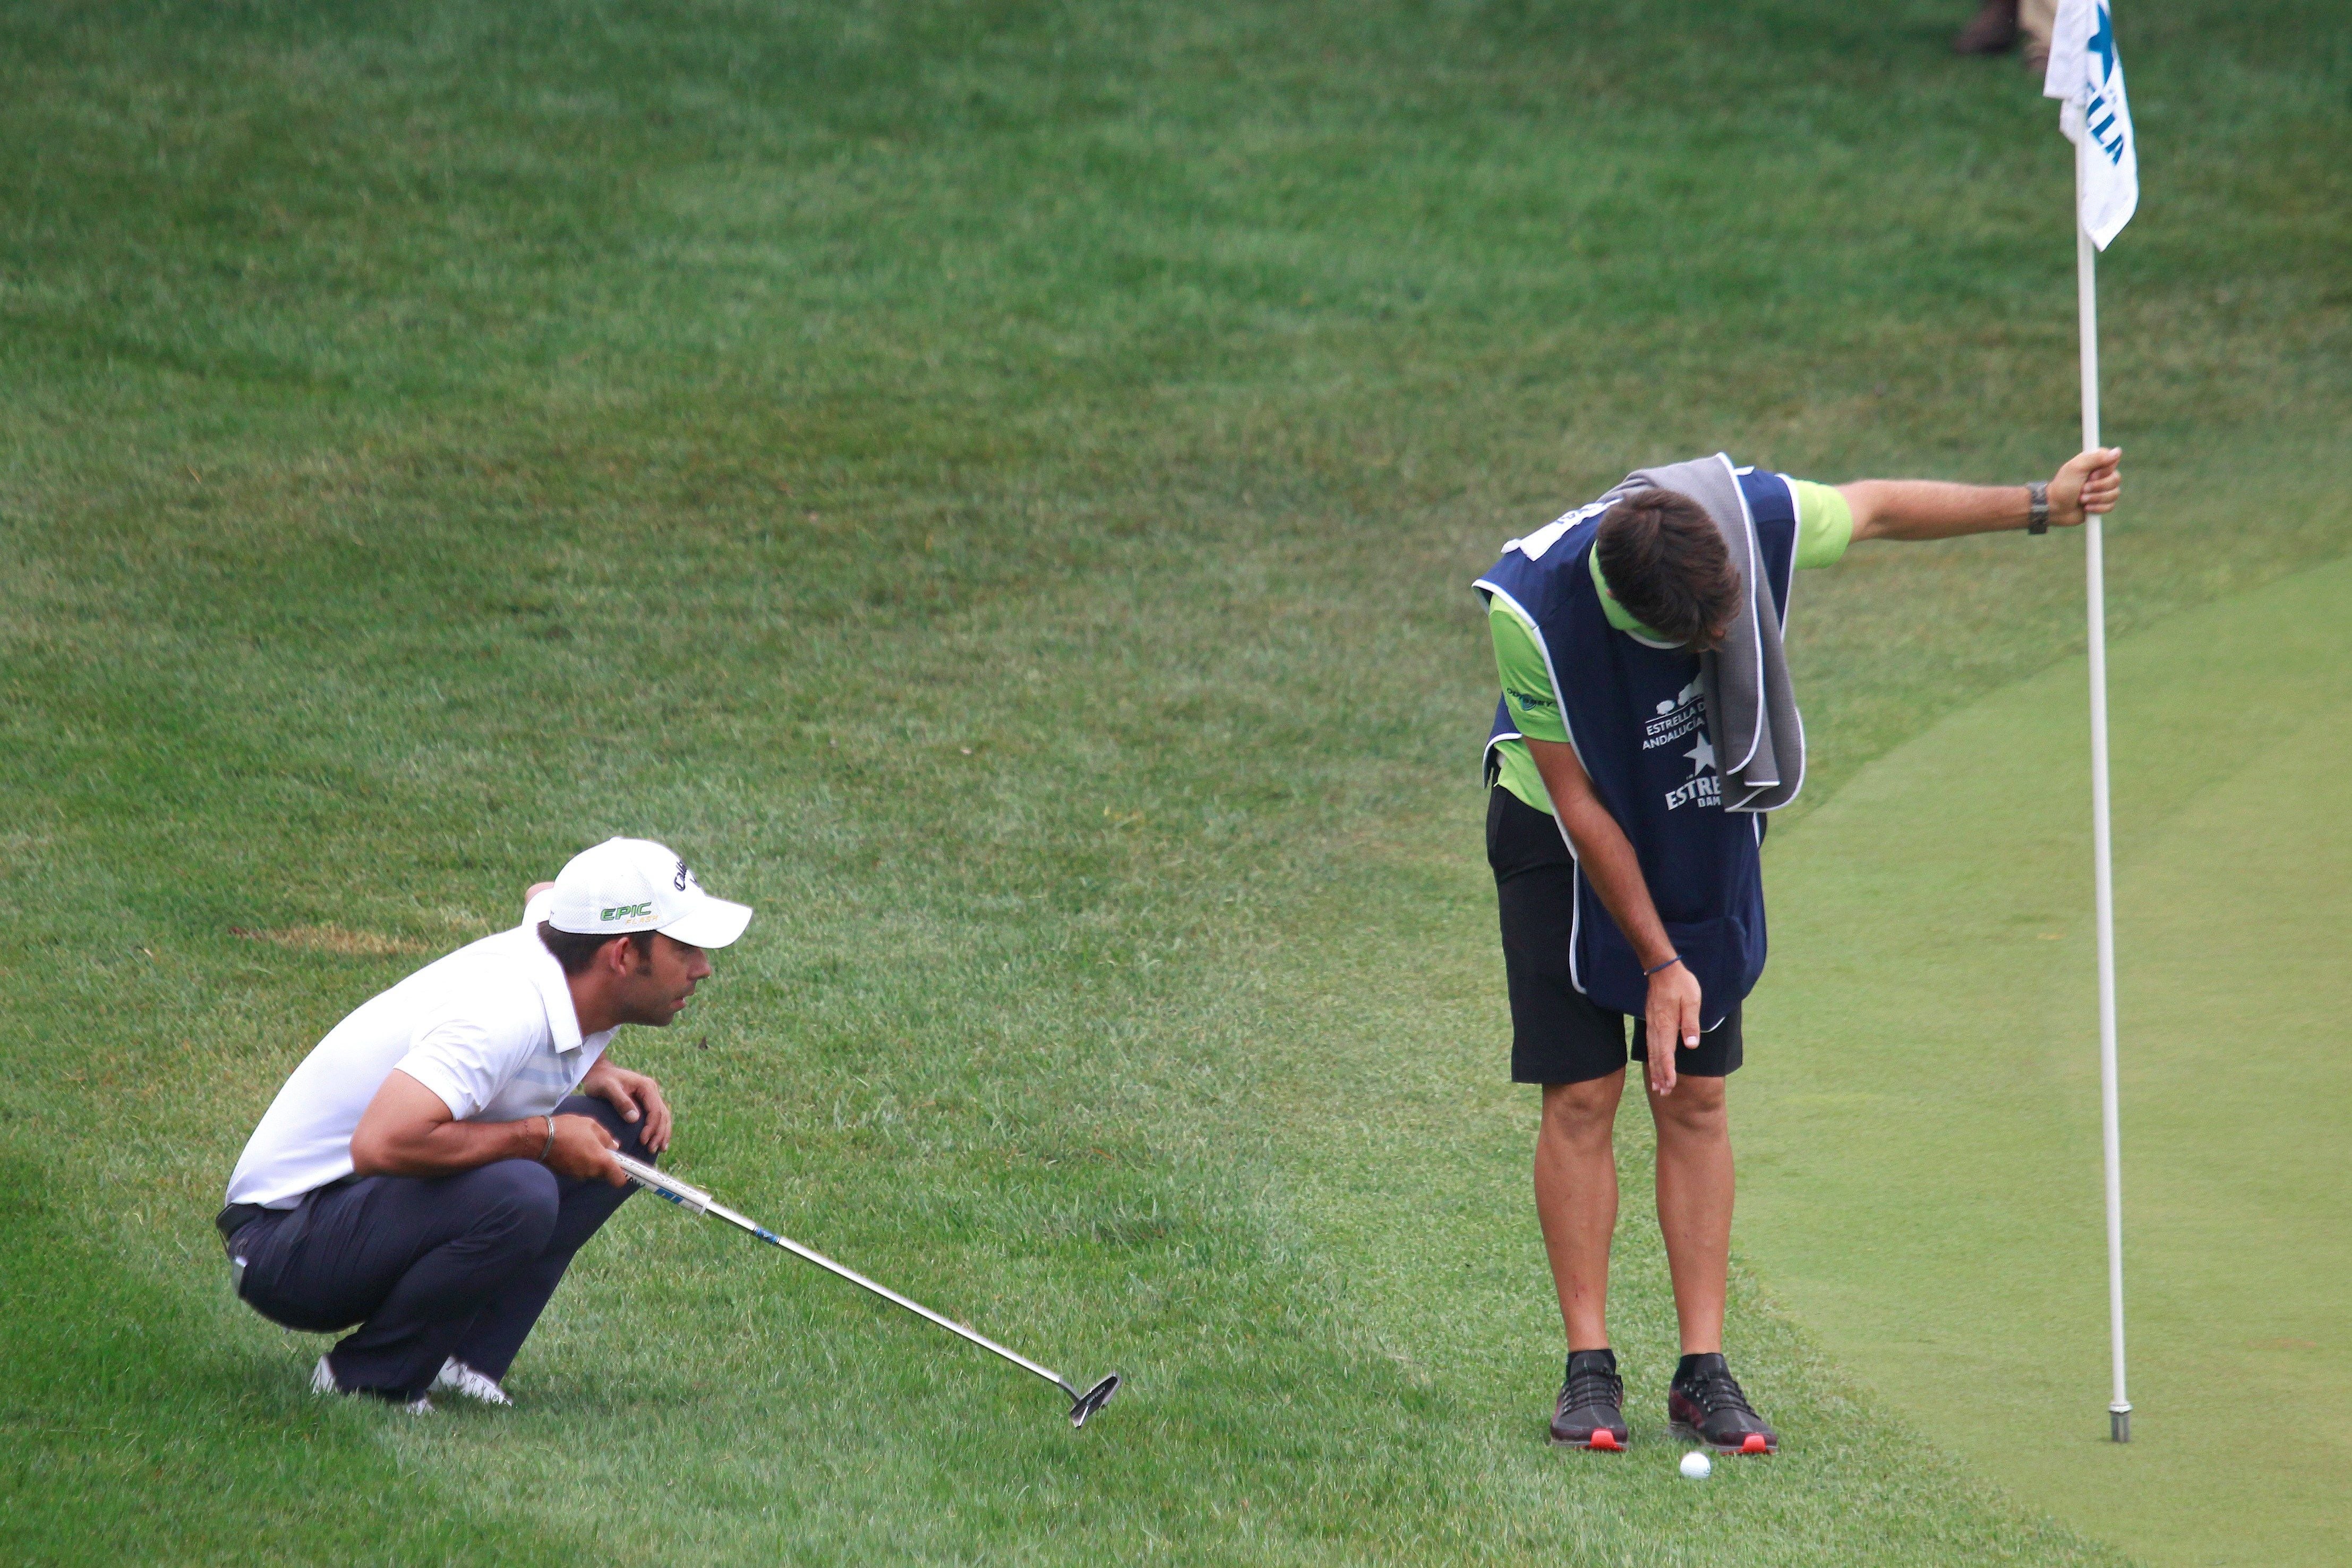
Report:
612,1152,1122,1428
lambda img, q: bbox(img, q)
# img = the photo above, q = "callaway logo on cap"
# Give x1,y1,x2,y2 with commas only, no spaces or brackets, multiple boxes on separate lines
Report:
545,837,753,949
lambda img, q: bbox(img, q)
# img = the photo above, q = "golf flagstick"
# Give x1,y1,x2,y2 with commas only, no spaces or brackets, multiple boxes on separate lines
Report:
2046,0,2139,1445
2076,178,2129,1445
611,1152,1122,1428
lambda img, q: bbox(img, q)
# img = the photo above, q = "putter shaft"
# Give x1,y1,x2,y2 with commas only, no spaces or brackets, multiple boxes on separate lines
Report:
612,1152,1113,1420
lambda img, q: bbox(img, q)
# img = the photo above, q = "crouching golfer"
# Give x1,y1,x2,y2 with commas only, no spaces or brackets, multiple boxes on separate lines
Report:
218,837,751,1411
1478,448,2121,1453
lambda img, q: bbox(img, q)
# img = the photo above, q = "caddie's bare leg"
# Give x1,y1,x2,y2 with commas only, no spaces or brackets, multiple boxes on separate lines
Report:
1648,1074,1732,1355
1534,1072,1624,1350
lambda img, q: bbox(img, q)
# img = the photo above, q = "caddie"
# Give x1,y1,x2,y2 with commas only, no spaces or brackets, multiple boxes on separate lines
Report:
218,837,751,1411
1478,447,2122,1453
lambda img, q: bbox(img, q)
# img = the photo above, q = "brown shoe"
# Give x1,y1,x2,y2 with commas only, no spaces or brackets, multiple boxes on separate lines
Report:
1952,0,2020,54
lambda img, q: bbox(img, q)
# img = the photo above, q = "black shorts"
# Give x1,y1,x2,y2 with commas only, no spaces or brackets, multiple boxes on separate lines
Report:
1487,785,1744,1086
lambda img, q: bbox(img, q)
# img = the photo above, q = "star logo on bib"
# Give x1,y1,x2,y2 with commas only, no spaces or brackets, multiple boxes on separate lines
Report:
1684,733,1716,777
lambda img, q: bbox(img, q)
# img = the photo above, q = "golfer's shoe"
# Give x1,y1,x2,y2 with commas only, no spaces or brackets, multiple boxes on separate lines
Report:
1667,1353,1776,1455
1549,1348,1631,1451
312,1354,434,1415
432,1358,513,1408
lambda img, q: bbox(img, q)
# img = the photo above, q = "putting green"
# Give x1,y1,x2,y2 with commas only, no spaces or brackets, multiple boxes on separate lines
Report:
1744,553,2352,1565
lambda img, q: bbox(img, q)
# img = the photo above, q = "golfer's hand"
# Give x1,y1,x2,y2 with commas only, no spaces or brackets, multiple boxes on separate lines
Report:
2049,448,2123,527
1644,962,1703,1098
585,1061,672,1154
545,1113,626,1186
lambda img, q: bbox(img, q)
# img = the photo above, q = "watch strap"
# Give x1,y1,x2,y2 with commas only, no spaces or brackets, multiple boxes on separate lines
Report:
2026,481,2050,535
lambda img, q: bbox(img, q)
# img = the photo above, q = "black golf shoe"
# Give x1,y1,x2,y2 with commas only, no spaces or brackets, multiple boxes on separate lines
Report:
1549,1348,1630,1451
1667,1352,1777,1454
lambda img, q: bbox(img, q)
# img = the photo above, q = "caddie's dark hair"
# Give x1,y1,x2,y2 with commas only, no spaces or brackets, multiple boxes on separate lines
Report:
1594,487,1742,649
537,921,655,977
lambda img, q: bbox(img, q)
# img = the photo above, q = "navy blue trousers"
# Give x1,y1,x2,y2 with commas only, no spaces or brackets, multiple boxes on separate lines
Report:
227,1095,644,1400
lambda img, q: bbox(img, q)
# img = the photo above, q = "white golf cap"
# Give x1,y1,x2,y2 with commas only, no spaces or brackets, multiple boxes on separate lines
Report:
545,837,753,949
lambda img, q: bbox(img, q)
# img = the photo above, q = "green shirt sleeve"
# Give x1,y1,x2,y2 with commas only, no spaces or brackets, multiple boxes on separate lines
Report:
1791,479,1854,569
1488,599,1570,744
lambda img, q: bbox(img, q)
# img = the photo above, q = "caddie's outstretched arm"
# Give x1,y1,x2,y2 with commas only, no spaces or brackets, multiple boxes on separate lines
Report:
1524,735,1703,1099
1844,448,2122,542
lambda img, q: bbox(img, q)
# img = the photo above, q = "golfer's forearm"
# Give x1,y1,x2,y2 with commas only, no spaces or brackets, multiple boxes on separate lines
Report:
1843,479,2031,542
351,1116,545,1178
1554,800,1678,971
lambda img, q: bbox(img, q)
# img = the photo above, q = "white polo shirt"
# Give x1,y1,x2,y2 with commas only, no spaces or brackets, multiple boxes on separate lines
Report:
224,891,617,1209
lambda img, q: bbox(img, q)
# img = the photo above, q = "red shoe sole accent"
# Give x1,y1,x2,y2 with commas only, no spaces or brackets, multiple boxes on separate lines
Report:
1739,1434,1770,1454
1589,1430,1623,1451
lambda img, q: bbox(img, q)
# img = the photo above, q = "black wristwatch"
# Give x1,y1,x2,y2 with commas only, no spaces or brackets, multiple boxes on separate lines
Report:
2026,481,2050,535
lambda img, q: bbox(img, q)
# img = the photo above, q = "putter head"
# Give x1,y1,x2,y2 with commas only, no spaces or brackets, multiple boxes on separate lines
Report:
1066,1374,1121,1428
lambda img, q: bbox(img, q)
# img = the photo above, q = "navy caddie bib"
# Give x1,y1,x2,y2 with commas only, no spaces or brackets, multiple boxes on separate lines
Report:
1475,467,1801,1026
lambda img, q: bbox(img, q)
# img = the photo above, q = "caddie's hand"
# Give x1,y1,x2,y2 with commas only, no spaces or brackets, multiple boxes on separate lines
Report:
1644,961,1703,1098
2049,447,2123,527
587,1062,672,1154
545,1113,625,1186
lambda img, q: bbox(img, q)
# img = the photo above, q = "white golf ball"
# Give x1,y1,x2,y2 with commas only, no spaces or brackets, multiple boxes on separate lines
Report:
1679,1449,1713,1479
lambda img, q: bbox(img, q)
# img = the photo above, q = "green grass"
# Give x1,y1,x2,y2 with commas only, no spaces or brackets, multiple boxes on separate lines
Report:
0,0,2345,1562
1746,557,2352,1568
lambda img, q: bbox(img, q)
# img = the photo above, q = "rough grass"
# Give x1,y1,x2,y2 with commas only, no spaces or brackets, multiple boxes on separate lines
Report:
0,0,2343,1562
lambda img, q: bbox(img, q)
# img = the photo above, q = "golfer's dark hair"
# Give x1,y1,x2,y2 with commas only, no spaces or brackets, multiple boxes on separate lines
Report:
537,921,655,976
1594,488,1742,649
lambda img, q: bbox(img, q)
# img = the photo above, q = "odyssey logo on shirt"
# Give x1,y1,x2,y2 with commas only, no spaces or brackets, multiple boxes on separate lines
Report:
1508,684,1557,713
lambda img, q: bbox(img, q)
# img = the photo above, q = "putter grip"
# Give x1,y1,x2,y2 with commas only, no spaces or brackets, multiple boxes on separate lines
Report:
614,1152,713,1216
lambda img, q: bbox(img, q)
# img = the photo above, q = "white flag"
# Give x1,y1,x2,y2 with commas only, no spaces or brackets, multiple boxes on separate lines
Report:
2043,0,2139,249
